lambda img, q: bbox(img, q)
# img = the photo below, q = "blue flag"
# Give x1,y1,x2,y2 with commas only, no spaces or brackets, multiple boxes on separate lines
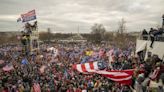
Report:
64,69,69,79
21,58,28,65
81,56,89,64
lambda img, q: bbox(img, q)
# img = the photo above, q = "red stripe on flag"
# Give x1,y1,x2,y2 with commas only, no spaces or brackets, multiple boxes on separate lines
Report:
110,69,134,75
81,64,87,72
103,74,132,85
89,62,94,70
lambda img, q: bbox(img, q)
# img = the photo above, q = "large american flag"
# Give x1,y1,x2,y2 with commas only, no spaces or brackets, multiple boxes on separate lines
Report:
21,10,36,22
73,62,135,85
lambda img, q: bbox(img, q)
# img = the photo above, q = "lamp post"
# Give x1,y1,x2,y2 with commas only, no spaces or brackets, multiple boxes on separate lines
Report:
47,28,51,44
162,14,164,29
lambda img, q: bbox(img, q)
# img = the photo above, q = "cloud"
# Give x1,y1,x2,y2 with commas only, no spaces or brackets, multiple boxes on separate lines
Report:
0,0,164,33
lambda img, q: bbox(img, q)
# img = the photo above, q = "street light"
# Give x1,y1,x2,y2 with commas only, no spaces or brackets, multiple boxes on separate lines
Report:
162,14,164,28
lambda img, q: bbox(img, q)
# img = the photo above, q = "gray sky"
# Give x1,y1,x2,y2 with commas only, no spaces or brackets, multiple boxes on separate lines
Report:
0,0,164,33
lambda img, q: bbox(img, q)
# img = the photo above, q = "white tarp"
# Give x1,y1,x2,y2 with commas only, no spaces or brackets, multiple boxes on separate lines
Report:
136,41,147,53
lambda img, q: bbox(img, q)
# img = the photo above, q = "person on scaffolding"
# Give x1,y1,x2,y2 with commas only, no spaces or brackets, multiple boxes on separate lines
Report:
24,22,32,44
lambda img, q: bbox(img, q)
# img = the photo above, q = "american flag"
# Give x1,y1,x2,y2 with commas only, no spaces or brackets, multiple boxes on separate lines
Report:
149,67,160,80
73,62,135,85
2,64,14,71
33,83,41,92
21,10,36,22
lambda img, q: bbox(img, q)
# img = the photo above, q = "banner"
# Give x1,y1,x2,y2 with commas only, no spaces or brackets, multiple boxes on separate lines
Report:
21,10,36,22
21,58,28,65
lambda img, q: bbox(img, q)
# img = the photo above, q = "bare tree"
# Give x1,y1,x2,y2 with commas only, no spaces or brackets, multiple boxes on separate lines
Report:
90,23,106,43
118,18,126,34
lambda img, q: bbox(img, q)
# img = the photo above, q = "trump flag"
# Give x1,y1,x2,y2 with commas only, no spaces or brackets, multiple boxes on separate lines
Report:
21,10,36,22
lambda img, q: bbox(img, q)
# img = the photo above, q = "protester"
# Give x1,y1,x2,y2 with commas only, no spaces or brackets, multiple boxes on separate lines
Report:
142,29,148,40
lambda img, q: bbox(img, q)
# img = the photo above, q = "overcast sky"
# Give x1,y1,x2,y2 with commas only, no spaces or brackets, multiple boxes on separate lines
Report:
0,0,164,33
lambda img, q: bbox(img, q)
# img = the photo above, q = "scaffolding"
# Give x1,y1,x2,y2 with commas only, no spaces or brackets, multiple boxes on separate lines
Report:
21,21,39,55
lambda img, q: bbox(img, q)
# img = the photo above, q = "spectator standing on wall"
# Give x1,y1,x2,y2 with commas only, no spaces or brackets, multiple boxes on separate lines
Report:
149,28,155,48
142,29,148,40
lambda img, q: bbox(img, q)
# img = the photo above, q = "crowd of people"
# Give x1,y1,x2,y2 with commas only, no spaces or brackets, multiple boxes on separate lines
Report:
0,42,163,92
